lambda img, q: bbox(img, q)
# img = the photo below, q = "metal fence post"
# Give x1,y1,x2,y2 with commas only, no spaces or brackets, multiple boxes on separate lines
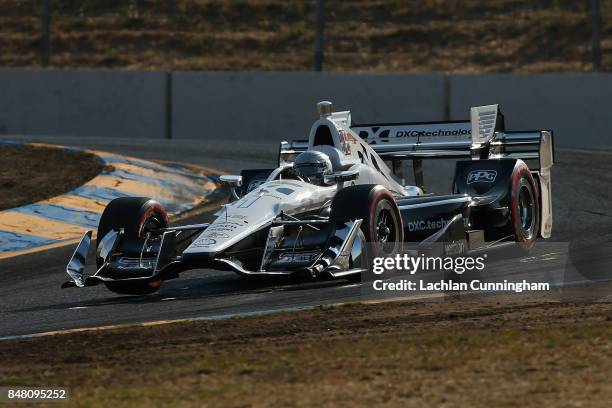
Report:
314,0,325,71
591,0,602,71
41,0,51,67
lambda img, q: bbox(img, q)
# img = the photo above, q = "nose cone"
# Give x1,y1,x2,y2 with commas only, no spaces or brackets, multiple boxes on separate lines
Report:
183,180,320,257
184,196,272,256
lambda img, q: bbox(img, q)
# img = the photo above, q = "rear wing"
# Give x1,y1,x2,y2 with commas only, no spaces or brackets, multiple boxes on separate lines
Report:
279,105,554,175
352,105,553,174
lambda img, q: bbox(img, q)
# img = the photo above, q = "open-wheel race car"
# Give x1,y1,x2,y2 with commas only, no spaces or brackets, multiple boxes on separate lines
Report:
64,101,554,295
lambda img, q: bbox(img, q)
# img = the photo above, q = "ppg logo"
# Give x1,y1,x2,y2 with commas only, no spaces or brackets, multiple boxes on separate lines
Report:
467,170,497,184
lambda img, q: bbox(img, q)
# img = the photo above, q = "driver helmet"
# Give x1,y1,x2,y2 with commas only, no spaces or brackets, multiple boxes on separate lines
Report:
293,150,333,185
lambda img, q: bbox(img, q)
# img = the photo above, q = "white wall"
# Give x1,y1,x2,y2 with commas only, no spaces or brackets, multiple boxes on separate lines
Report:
450,74,612,146
0,69,610,147
172,71,445,143
0,69,167,139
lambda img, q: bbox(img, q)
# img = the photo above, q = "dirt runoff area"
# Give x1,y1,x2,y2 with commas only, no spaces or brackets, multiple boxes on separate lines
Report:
1,300,612,407
0,144,104,210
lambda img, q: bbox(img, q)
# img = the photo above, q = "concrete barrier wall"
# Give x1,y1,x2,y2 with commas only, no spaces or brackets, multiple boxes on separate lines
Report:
0,69,166,139
172,71,445,145
0,68,611,147
449,74,612,147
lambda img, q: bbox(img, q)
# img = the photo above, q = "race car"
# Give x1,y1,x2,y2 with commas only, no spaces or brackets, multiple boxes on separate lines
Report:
64,101,554,295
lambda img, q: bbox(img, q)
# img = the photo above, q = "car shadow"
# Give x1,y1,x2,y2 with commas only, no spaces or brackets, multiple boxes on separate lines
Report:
9,270,354,313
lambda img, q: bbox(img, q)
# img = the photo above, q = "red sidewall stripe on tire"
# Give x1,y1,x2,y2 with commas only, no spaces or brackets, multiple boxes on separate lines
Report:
138,202,169,238
510,161,539,242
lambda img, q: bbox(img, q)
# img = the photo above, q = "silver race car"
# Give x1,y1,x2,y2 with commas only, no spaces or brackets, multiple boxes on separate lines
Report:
64,101,554,295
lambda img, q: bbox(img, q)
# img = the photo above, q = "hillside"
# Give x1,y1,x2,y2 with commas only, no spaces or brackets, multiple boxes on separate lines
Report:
1,0,611,72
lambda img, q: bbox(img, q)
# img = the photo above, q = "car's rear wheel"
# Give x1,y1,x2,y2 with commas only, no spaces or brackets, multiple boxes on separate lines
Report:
97,197,168,295
510,162,540,252
330,185,403,281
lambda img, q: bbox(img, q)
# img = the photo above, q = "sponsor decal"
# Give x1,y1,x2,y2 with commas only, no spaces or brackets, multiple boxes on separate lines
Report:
356,125,472,142
339,130,352,155
227,214,246,218
192,238,217,247
203,232,230,239
116,258,155,269
277,251,320,263
467,170,497,184
407,218,449,232
208,222,240,232
394,129,471,138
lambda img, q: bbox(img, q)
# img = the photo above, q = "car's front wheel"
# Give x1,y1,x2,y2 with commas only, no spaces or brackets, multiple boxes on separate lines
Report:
330,185,403,281
96,197,168,295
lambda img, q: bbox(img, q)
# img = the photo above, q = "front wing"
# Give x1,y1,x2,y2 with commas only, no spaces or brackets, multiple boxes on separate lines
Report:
63,217,367,288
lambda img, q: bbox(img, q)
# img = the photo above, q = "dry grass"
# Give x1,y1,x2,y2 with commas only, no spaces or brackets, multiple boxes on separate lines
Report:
2,300,612,406
0,144,104,210
1,0,611,72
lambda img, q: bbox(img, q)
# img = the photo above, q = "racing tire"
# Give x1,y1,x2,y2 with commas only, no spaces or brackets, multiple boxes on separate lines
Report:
330,185,403,281
96,197,168,295
510,161,540,252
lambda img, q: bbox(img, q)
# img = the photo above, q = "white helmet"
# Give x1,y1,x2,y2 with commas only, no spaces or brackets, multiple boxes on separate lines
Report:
294,150,333,185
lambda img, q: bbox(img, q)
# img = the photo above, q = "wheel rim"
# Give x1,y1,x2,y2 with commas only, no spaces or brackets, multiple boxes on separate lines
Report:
139,213,165,239
518,185,534,235
375,206,397,254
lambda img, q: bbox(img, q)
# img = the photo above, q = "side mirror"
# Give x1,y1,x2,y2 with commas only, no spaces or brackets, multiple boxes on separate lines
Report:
324,170,359,184
219,175,243,187
219,175,243,201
